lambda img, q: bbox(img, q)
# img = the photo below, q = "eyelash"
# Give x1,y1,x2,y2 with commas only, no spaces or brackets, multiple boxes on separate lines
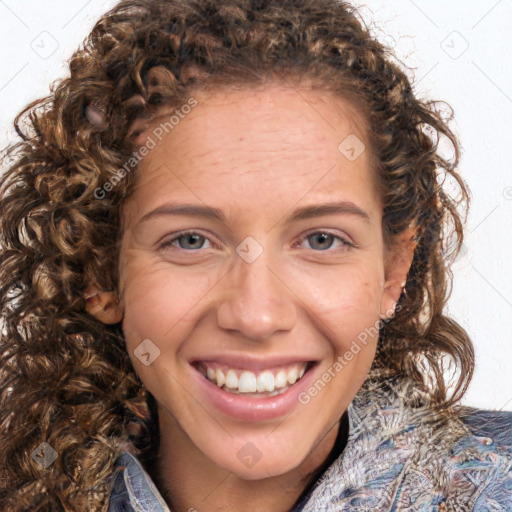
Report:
159,229,355,252
294,230,355,251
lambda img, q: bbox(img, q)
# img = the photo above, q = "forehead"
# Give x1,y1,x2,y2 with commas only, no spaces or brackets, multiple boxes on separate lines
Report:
137,83,368,150
125,84,379,222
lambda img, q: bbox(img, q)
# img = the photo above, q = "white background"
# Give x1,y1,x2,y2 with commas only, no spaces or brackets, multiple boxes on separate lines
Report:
0,0,511,410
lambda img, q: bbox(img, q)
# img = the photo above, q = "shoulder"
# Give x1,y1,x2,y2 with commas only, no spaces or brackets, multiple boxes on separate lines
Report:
448,405,512,464
443,406,512,509
444,405,512,472
297,378,512,511
457,406,512,447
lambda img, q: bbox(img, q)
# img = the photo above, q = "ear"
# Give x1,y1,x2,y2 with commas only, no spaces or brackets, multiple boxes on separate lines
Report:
380,225,418,320
84,288,124,324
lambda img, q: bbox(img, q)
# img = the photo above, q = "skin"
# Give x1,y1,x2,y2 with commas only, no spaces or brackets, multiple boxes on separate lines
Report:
87,82,415,511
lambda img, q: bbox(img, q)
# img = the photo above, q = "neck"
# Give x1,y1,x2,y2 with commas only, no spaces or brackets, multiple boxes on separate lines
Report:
146,410,349,512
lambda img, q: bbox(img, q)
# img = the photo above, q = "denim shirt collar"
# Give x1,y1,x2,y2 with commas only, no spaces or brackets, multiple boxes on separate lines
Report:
108,450,170,512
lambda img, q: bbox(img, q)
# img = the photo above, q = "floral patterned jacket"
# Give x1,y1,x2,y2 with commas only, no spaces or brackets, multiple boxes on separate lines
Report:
107,378,512,511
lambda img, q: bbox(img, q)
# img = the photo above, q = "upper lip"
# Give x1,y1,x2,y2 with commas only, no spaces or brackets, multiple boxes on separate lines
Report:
190,354,318,372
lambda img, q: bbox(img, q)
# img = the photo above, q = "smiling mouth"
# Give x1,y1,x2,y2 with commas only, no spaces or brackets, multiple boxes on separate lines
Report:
193,361,315,397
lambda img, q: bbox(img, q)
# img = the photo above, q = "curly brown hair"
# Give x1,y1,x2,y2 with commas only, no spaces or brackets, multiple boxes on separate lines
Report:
0,0,474,509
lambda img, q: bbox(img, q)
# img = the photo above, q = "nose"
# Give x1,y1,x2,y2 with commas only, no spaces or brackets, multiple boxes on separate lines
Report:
216,246,297,341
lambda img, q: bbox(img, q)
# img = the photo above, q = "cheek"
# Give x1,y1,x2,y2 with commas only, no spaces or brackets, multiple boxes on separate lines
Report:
293,265,383,352
119,250,220,350
119,243,384,358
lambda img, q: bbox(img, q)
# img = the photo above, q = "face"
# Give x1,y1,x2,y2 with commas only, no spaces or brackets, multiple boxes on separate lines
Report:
117,83,405,479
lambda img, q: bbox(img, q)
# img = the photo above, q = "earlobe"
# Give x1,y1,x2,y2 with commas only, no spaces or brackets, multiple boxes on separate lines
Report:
84,289,124,324
380,225,418,319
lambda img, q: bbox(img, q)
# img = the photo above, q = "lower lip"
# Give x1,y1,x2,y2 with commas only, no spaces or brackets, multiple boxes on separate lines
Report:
189,363,317,422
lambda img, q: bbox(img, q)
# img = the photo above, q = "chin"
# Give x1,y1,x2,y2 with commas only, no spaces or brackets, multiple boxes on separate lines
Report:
199,429,312,481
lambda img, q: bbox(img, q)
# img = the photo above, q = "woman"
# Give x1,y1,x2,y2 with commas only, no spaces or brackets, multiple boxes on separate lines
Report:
0,0,510,510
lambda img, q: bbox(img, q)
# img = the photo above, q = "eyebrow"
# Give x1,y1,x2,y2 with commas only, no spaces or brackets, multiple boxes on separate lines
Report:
138,200,371,225
283,201,371,225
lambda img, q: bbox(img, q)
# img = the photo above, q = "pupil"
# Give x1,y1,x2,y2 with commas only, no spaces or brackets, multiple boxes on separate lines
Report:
313,233,332,250
182,234,202,249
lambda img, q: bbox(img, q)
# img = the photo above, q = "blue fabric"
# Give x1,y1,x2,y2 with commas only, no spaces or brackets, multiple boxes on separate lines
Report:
107,450,170,512
107,380,512,511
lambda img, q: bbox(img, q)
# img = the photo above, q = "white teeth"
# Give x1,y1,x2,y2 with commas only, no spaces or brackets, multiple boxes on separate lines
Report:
238,371,257,392
201,362,309,394
256,371,275,392
216,368,225,387
274,370,287,389
225,369,238,389
287,367,298,385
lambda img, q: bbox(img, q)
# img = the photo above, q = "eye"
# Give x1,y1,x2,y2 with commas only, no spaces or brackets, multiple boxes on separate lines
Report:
159,231,214,251
158,229,354,253
295,231,355,251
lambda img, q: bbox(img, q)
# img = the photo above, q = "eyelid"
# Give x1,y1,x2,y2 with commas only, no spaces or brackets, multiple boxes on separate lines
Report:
159,229,218,250
293,229,356,250
159,228,355,253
